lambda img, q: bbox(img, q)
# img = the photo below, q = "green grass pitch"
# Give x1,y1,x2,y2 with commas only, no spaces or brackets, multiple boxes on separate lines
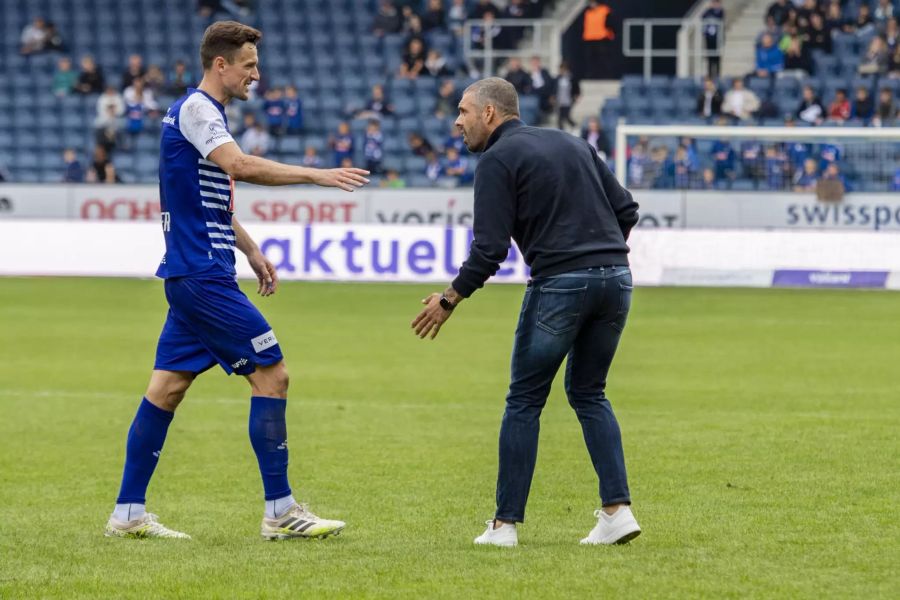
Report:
0,278,897,598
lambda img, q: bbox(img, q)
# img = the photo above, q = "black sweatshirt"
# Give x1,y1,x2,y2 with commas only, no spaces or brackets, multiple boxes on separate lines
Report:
451,119,640,298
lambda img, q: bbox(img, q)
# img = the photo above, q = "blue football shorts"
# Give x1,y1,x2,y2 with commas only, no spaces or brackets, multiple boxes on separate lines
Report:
154,275,284,376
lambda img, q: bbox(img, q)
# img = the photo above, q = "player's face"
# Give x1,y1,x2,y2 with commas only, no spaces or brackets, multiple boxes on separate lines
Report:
455,92,490,152
222,43,260,101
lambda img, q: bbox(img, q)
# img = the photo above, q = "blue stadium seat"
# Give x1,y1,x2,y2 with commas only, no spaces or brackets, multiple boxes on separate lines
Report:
393,96,417,117
397,117,422,134
405,156,427,173
671,77,699,98
279,136,303,154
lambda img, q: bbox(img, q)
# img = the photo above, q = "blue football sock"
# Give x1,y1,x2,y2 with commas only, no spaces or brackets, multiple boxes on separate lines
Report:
249,396,292,501
116,398,174,505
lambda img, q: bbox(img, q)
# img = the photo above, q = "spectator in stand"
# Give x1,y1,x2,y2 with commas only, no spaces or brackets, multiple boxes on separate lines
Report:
53,57,78,97
697,76,723,119
627,138,651,188
403,12,426,43
793,158,819,191
373,0,403,36
94,85,125,152
852,86,875,123
123,78,159,138
75,55,104,95
673,145,694,189
42,21,66,52
828,88,851,121
824,2,843,35
357,84,395,119
408,132,434,156
471,9,503,52
875,0,895,30
885,18,899,51
448,0,467,36
424,150,442,182
86,146,118,183
766,0,791,27
764,145,788,190
62,149,84,183
20,16,48,55
283,85,304,134
711,130,736,183
783,37,811,74
262,86,286,136
722,78,760,121
301,146,323,167
364,120,385,174
420,0,446,31
806,13,832,54
527,56,555,114
554,61,580,130
424,50,453,77
795,0,821,32
756,33,784,77
697,167,717,189
240,114,270,157
890,44,900,75
873,88,897,125
847,4,875,36
702,0,725,78
121,54,145,91
143,65,166,95
820,162,849,193
330,121,354,166
444,126,466,154
167,60,193,96
398,38,426,79
443,147,471,185
740,140,765,183
435,79,459,118
796,84,825,124
859,36,889,74
504,57,532,94
470,0,500,19
382,169,407,188
499,0,528,48
582,116,610,160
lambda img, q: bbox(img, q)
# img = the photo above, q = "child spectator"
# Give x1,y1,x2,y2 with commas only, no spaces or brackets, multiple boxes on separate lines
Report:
364,120,385,174
240,114,270,157
424,150,443,182
444,126,466,155
62,149,84,183
828,89,851,122
75,55,104,95
874,88,897,125
711,138,736,183
53,57,78,97
283,85,304,134
302,146,323,167
331,121,354,166
123,78,159,134
852,87,875,122
443,147,471,184
793,158,819,191
167,60,193,96
381,169,407,188
263,87,286,136
764,145,787,190
673,145,694,189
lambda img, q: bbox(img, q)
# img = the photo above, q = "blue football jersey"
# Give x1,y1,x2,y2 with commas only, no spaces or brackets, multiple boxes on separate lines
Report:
156,88,237,279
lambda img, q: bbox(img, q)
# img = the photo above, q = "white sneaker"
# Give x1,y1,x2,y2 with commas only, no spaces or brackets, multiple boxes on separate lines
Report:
104,513,191,539
260,503,345,540
581,506,641,545
474,519,518,547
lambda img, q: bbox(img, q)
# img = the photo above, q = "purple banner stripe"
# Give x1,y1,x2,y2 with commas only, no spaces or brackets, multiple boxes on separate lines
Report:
772,270,889,288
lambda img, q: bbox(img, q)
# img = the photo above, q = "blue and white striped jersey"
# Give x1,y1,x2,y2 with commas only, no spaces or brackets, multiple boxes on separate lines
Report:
156,88,237,279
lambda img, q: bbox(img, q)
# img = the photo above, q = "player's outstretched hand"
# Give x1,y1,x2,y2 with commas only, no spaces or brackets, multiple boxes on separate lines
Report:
411,292,452,340
314,167,370,192
248,251,279,297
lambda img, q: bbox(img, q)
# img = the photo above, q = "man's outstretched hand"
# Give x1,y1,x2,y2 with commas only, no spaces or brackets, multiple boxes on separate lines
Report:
314,167,370,192
411,293,453,339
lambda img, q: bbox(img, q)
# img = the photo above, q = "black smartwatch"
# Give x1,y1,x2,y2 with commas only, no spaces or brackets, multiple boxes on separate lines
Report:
439,295,456,311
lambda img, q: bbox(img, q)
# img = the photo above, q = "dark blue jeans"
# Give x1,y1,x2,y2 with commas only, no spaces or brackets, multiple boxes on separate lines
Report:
495,266,633,522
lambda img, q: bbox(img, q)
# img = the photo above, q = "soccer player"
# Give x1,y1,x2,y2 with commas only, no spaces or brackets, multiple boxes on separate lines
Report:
104,21,369,540
411,79,641,547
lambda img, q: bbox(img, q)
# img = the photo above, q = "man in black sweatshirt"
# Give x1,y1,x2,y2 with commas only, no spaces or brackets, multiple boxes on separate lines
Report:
411,78,641,547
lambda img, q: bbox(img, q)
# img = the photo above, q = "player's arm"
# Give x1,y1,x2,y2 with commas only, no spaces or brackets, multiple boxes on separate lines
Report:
232,217,278,297
208,141,369,191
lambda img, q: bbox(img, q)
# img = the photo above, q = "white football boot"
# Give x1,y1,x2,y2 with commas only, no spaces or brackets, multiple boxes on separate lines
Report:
260,503,345,540
105,513,191,539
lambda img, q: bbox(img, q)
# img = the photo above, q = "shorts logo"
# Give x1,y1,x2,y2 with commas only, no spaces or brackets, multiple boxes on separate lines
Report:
251,330,278,353
231,357,249,369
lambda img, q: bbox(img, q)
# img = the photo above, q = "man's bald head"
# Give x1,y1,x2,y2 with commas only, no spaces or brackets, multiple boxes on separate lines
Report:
455,78,520,152
463,77,520,119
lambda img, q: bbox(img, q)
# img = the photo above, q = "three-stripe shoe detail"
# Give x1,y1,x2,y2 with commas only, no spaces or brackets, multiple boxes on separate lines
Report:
281,518,316,533
260,503,346,540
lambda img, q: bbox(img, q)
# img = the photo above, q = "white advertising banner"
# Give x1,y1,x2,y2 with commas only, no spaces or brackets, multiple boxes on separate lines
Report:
3,221,900,289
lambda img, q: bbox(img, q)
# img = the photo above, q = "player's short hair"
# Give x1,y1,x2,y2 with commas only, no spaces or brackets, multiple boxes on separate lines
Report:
200,21,262,70
464,77,520,118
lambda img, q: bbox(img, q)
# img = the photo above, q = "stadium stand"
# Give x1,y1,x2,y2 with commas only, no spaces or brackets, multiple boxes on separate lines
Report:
0,0,554,186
